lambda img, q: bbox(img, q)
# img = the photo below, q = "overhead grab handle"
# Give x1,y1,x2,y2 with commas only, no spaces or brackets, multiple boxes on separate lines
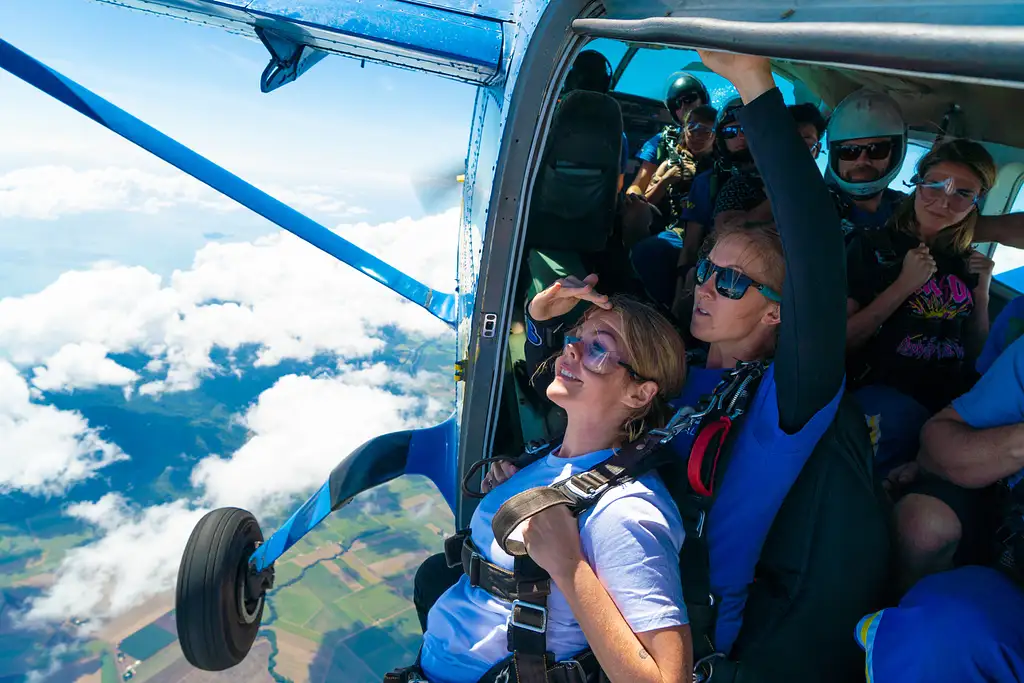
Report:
572,17,1024,88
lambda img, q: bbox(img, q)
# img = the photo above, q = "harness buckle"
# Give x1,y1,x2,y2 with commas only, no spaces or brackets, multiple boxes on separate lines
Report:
563,477,609,503
510,600,548,634
693,652,726,683
651,406,701,443
560,659,587,683
444,531,468,569
467,551,481,587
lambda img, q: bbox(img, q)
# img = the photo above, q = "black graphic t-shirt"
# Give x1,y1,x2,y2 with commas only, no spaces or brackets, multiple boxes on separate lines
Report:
846,227,979,412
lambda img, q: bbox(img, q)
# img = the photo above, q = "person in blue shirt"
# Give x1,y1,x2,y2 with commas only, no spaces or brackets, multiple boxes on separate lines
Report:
977,294,1024,375
525,51,847,658
637,104,718,234
418,295,693,683
855,565,1024,683
857,335,1024,682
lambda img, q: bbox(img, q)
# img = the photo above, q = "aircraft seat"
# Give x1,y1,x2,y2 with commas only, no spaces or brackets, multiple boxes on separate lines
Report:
525,88,623,255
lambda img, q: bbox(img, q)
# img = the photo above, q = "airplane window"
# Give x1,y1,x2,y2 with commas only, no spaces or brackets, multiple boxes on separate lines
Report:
992,184,1024,291
612,47,796,107
585,38,630,70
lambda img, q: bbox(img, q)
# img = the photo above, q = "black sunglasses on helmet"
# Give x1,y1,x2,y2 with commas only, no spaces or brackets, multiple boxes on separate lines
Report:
835,140,893,162
671,92,701,109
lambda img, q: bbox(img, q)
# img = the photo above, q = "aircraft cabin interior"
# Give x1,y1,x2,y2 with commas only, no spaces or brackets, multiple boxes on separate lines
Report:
496,37,1024,455
480,30,1024,681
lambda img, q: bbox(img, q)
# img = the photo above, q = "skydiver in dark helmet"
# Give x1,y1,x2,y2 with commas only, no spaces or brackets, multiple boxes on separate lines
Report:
618,71,716,242
628,71,712,188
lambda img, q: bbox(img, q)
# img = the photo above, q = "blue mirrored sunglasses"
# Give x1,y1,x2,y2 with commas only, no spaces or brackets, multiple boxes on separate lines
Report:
696,258,781,302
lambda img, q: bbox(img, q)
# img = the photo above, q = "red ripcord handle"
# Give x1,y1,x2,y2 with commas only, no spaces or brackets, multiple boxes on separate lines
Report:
687,416,733,497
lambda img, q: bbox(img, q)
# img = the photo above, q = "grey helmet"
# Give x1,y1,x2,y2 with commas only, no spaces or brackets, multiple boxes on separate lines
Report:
825,89,907,198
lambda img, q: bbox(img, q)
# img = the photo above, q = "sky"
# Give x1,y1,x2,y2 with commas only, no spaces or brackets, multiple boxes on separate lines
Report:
0,0,475,650
0,0,477,295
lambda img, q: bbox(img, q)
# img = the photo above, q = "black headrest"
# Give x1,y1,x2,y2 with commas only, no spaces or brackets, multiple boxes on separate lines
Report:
546,90,623,165
527,91,624,254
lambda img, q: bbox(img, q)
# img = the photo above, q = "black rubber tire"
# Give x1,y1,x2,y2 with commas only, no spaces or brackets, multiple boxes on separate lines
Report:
175,507,265,671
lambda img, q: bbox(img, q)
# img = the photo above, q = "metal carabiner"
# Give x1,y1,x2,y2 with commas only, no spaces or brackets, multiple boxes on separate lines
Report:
693,653,726,683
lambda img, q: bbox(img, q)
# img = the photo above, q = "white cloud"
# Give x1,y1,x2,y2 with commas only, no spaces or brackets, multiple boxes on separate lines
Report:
24,643,75,683
0,166,231,220
0,361,126,496
994,245,1024,277
0,165,368,220
30,342,139,394
25,363,450,626
0,208,458,394
191,369,442,515
24,494,208,628
7,207,458,628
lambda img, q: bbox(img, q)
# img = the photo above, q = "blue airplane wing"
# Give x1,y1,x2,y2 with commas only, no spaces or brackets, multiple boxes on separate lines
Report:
89,0,506,89
0,36,457,326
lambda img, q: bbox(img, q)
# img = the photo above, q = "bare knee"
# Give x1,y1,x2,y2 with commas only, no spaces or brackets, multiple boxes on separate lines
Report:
895,493,962,590
896,493,962,552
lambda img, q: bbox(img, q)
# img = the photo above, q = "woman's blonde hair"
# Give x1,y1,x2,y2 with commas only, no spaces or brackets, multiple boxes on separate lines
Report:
708,220,786,294
891,138,997,254
568,294,687,442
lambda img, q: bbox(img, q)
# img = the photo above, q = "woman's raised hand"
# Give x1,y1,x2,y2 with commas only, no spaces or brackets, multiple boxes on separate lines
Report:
697,50,775,103
528,273,611,322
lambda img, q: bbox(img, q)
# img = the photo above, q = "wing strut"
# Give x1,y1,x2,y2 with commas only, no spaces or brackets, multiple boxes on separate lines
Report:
0,36,457,327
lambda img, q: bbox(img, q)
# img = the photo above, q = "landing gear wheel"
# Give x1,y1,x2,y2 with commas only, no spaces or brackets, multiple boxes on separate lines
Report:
175,507,267,671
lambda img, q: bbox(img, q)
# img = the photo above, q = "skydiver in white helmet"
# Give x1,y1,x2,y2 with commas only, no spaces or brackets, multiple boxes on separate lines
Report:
824,88,910,237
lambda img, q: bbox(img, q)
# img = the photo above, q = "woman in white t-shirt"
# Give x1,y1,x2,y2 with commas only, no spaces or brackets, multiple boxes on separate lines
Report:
417,291,691,683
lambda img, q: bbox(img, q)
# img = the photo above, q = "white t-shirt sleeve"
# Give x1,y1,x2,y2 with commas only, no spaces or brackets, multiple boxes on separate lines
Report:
579,479,687,634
